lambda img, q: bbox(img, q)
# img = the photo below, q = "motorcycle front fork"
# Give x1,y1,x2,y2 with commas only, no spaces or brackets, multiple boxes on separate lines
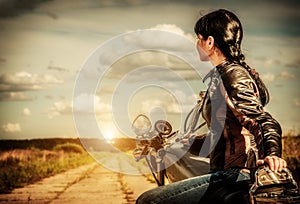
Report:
145,148,166,186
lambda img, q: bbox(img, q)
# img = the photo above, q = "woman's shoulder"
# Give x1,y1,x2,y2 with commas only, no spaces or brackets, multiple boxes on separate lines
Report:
217,62,254,87
217,61,246,74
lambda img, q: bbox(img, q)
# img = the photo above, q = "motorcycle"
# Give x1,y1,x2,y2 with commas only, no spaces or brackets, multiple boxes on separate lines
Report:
132,92,300,204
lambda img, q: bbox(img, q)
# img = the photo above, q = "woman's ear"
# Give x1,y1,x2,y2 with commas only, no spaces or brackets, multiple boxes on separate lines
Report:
206,36,214,50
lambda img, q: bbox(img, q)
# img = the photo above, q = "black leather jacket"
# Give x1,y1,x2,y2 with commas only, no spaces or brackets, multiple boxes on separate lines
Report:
202,60,282,172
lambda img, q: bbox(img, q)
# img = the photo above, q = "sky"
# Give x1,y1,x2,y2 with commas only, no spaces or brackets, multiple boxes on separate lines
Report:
0,0,299,140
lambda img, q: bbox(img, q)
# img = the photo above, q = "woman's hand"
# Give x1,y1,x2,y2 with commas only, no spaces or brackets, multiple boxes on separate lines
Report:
180,134,195,146
256,155,287,172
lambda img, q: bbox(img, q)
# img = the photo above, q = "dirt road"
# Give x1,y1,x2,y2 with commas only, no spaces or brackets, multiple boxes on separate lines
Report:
0,155,156,204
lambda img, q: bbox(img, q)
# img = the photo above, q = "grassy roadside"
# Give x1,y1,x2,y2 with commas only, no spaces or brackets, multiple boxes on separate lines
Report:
0,143,94,194
282,136,300,185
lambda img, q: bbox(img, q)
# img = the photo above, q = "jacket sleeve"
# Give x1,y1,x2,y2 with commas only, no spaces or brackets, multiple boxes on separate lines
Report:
219,65,282,159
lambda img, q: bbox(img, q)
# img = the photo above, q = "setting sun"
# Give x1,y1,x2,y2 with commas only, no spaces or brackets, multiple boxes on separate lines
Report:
104,130,115,144
105,130,114,139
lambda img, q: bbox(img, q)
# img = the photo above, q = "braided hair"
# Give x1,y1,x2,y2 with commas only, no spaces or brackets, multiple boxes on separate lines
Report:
194,9,269,106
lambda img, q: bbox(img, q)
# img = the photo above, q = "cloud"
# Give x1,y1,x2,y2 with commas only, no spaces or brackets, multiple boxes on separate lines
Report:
278,71,295,80
48,61,70,72
0,71,63,92
46,100,72,119
48,65,70,72
0,92,34,101
285,59,300,69
96,86,118,95
0,0,52,17
150,24,194,41
123,24,195,52
2,123,21,133
104,51,202,83
47,95,112,119
22,108,31,116
73,94,112,114
141,99,181,114
253,55,284,69
117,66,200,83
79,23,209,83
260,71,295,83
139,89,196,114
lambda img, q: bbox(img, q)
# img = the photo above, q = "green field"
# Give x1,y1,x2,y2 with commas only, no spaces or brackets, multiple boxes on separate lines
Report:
0,140,94,193
0,138,138,194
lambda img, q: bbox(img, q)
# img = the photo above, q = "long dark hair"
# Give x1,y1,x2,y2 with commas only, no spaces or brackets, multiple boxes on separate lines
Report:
194,9,269,106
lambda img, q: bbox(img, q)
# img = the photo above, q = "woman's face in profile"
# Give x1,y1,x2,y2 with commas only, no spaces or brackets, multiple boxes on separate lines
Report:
196,35,210,62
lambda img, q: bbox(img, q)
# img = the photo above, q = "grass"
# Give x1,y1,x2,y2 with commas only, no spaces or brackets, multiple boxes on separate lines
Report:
0,143,94,194
282,135,300,185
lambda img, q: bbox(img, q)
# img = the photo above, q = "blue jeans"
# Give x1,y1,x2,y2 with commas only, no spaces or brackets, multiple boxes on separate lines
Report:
136,168,251,204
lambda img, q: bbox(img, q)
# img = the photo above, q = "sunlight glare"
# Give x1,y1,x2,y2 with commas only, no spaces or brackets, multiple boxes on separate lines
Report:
104,130,115,144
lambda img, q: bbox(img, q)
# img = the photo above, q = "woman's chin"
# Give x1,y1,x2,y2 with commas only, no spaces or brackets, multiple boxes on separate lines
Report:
199,57,210,62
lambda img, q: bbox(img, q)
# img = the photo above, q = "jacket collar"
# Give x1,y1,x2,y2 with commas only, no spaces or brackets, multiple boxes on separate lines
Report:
216,59,233,71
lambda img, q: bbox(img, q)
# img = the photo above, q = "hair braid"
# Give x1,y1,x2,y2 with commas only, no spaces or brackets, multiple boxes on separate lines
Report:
230,43,270,106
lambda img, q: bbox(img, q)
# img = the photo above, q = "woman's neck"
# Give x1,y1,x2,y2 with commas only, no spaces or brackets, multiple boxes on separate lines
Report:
209,49,227,67
211,56,227,67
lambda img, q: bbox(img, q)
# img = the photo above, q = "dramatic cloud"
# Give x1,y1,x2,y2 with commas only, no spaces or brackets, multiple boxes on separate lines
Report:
278,71,295,80
73,94,112,114
46,100,72,119
264,59,282,68
0,0,299,138
123,23,195,52
48,61,70,72
137,89,196,114
285,59,300,69
47,95,112,119
83,23,205,82
0,92,34,101
103,51,203,83
150,24,194,41
0,71,63,92
2,123,21,133
260,71,295,83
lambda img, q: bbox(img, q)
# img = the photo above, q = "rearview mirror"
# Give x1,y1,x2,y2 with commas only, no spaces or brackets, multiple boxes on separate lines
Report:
132,114,152,136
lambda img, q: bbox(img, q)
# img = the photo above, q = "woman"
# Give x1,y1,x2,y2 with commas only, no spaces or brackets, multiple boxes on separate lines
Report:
136,9,287,204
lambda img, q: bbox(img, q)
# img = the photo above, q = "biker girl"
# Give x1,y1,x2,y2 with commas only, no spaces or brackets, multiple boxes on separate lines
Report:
136,9,287,204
